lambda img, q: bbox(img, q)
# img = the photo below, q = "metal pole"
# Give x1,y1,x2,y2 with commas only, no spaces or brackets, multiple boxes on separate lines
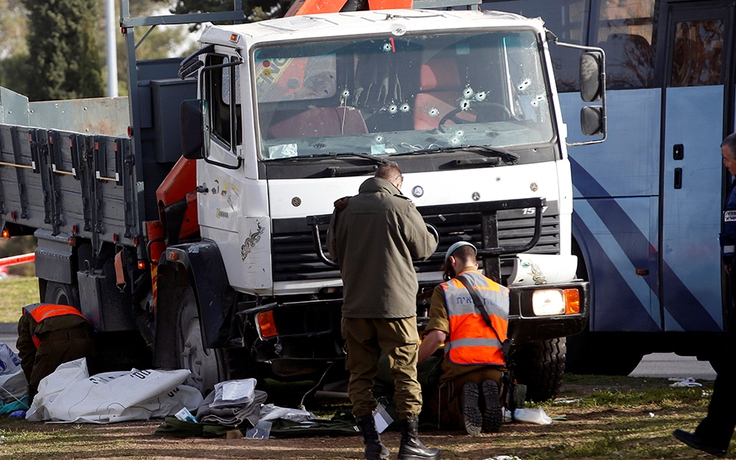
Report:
105,0,119,97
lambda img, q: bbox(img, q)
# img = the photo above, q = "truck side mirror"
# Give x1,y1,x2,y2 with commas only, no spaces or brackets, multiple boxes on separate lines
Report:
580,106,604,136
579,51,603,102
180,99,206,160
552,38,607,145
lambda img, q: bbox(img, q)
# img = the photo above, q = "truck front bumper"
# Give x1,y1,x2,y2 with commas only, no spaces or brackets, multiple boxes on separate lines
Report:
238,280,588,373
240,298,346,365
507,280,589,344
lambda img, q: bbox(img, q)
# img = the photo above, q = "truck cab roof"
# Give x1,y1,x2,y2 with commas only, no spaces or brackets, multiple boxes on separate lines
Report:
198,9,542,48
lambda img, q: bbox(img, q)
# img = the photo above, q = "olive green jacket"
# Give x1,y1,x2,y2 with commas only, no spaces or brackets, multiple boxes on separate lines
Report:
328,177,437,318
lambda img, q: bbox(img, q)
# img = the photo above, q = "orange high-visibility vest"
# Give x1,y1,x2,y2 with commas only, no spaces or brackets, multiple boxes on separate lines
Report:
23,303,89,348
442,271,509,366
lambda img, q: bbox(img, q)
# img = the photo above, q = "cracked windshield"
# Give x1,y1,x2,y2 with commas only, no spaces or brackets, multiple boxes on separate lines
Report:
255,30,554,160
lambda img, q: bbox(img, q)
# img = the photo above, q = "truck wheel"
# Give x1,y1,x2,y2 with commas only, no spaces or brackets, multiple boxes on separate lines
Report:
177,287,227,395
44,281,80,308
512,337,565,402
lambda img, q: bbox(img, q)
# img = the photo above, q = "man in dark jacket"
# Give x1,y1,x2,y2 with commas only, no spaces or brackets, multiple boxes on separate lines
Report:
17,303,96,403
673,133,736,457
328,162,439,460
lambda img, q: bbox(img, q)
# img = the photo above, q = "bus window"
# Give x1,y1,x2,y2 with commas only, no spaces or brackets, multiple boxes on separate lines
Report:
671,19,724,87
594,0,655,89
484,0,590,92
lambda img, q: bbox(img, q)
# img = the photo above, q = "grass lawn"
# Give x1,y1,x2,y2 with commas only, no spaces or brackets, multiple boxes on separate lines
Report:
0,279,722,458
0,277,39,323
0,374,720,459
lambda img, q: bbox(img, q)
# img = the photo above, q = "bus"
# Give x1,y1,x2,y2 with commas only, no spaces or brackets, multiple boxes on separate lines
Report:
485,0,734,374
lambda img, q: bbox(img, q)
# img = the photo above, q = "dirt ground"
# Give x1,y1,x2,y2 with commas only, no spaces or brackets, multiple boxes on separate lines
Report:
0,377,718,460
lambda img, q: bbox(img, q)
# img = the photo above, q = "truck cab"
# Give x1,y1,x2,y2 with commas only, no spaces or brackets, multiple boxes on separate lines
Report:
167,8,599,399
0,3,603,401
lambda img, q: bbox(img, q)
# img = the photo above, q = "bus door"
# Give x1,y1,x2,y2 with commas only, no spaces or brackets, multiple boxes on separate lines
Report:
660,1,733,332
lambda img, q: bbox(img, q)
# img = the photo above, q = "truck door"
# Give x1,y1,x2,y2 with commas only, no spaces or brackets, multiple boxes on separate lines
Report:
197,51,271,292
197,51,244,240
659,1,734,332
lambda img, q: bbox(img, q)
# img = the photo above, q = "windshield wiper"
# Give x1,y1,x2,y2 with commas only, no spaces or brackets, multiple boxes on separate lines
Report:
265,151,387,164
404,145,520,164
471,146,520,164
327,151,388,165
323,152,389,177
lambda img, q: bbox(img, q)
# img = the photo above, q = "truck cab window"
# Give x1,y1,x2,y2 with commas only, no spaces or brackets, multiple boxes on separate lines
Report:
204,54,242,150
254,31,555,161
486,0,590,93
256,54,337,102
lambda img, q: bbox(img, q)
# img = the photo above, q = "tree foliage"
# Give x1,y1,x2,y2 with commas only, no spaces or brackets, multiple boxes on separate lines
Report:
21,0,105,101
0,0,29,94
0,0,297,100
0,54,31,96
0,0,28,58
114,7,201,96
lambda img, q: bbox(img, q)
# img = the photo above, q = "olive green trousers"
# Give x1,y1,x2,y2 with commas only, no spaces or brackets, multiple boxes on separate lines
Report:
342,316,422,419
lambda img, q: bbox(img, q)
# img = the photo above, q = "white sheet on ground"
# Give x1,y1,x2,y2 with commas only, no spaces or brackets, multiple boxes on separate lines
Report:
0,343,27,403
26,358,203,423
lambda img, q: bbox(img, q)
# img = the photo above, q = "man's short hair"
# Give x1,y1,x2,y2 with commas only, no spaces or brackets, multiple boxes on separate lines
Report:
723,133,736,159
445,241,477,264
375,161,402,182
452,245,477,263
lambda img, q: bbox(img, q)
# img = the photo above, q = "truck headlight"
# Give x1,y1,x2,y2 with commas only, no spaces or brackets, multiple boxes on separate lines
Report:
532,289,565,316
532,288,581,316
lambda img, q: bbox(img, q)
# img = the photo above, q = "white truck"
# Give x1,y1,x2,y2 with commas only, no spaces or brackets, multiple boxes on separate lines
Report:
0,0,604,401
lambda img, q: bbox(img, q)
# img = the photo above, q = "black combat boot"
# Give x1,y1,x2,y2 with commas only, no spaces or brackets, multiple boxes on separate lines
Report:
356,414,390,460
397,416,441,460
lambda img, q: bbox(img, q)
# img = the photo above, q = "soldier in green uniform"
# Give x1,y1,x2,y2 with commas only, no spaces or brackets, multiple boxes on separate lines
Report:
328,162,439,460
17,303,96,403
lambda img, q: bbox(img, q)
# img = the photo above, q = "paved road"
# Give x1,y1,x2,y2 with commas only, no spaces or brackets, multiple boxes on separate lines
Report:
0,323,718,382
0,322,17,352
630,352,717,381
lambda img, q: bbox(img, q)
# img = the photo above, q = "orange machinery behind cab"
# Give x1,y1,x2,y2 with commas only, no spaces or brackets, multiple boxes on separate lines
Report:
148,156,199,265
285,0,413,16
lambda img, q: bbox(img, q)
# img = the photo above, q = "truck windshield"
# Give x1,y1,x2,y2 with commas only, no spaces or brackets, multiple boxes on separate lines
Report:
255,30,554,160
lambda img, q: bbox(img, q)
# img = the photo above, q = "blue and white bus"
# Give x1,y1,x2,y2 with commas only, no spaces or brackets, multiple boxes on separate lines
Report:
487,0,733,374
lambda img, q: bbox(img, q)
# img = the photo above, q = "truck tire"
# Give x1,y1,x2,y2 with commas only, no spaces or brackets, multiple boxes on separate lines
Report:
512,337,565,402
177,286,227,395
44,281,80,308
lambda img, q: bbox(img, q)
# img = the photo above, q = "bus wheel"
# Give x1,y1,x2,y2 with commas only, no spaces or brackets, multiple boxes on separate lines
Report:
177,286,227,395
44,281,80,307
512,337,565,402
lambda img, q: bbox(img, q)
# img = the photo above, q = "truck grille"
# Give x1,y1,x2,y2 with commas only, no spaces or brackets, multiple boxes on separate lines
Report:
271,201,560,282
